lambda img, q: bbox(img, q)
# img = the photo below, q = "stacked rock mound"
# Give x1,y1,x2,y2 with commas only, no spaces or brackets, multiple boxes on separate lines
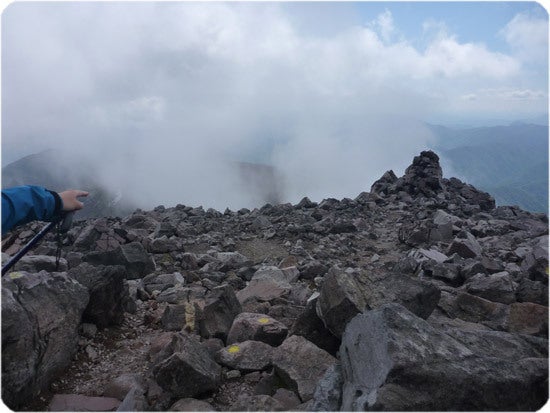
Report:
2,151,548,411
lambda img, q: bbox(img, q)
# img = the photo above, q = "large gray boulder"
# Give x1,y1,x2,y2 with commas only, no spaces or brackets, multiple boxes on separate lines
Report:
2,271,89,410
236,266,293,304
118,242,157,278
339,303,547,411
143,272,185,295
316,267,440,337
308,363,343,411
152,332,221,398
464,271,517,304
198,284,242,341
68,263,128,328
13,254,68,273
84,241,156,279
272,335,337,403
209,251,252,272
227,313,288,346
447,231,483,258
216,340,274,372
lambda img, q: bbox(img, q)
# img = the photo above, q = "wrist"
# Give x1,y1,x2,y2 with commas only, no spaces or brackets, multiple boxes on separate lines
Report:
47,190,63,215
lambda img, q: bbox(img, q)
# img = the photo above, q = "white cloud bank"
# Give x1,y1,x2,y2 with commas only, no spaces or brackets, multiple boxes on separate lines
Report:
2,3,547,210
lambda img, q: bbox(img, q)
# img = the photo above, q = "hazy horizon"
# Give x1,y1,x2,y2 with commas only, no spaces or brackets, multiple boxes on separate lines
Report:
2,2,548,210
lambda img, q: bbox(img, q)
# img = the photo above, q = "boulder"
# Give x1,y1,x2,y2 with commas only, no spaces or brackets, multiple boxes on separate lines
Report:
118,242,156,278
199,284,242,341
149,236,179,253
13,254,68,272
103,373,146,401
315,268,367,338
236,268,292,304
317,268,440,337
227,313,288,346
68,263,128,328
516,278,548,306
272,335,337,402
507,302,548,336
465,271,517,304
152,332,221,398
339,303,547,411
308,363,343,412
84,241,156,279
143,272,185,295
438,291,509,330
2,271,89,410
370,170,398,195
397,151,443,197
73,223,102,250
444,328,548,360
447,231,482,258
411,248,448,264
430,263,462,286
204,251,252,272
156,284,206,305
161,303,192,332
289,295,340,355
298,260,328,280
216,340,274,372
272,388,302,410
179,253,199,270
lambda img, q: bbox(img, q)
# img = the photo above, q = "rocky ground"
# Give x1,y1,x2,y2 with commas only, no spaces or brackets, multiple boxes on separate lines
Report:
2,150,548,411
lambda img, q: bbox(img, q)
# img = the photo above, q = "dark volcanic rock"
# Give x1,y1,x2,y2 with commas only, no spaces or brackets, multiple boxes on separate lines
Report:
272,335,337,403
464,271,517,304
2,271,89,410
398,150,444,197
117,242,156,278
199,284,242,341
152,332,221,398
317,267,440,337
340,303,547,411
68,263,128,328
227,313,288,346
216,340,274,372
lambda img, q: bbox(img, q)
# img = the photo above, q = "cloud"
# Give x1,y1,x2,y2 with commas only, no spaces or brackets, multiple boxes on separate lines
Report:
500,11,548,63
370,9,395,43
1,3,544,210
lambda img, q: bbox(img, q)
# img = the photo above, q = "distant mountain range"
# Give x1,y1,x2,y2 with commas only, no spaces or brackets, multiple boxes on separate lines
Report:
1,150,284,219
430,123,548,213
3,122,548,217
1,150,135,219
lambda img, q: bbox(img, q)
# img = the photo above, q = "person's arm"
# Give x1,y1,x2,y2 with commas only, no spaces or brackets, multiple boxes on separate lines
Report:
1,186,88,235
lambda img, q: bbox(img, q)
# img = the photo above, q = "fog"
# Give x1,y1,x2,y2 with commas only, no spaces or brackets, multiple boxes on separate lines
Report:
3,2,541,210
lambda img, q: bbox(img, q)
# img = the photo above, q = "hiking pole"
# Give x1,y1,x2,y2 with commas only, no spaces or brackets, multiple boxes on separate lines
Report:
2,212,75,275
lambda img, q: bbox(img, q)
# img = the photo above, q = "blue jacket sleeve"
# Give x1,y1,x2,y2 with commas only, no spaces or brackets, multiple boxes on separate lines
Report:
2,186,62,235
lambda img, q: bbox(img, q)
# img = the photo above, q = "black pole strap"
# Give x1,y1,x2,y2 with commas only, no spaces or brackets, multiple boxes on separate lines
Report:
2,220,59,275
1,212,74,275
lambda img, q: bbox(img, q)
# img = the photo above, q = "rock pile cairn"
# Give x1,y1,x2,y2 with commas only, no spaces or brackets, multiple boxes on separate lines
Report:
2,150,548,411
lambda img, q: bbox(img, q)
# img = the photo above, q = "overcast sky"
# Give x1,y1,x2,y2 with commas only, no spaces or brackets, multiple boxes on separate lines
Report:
1,2,548,209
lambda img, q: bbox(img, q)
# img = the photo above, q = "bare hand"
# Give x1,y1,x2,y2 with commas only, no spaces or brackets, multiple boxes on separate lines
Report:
59,190,89,212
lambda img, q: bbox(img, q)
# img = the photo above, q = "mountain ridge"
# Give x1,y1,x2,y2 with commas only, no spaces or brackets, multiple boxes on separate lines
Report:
2,150,548,411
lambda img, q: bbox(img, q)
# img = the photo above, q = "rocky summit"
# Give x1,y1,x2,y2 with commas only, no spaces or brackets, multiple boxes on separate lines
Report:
2,150,548,411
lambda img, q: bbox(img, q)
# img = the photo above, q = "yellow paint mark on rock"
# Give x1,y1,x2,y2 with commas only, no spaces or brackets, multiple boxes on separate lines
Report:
184,303,196,333
9,272,23,280
258,317,270,324
228,345,240,354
